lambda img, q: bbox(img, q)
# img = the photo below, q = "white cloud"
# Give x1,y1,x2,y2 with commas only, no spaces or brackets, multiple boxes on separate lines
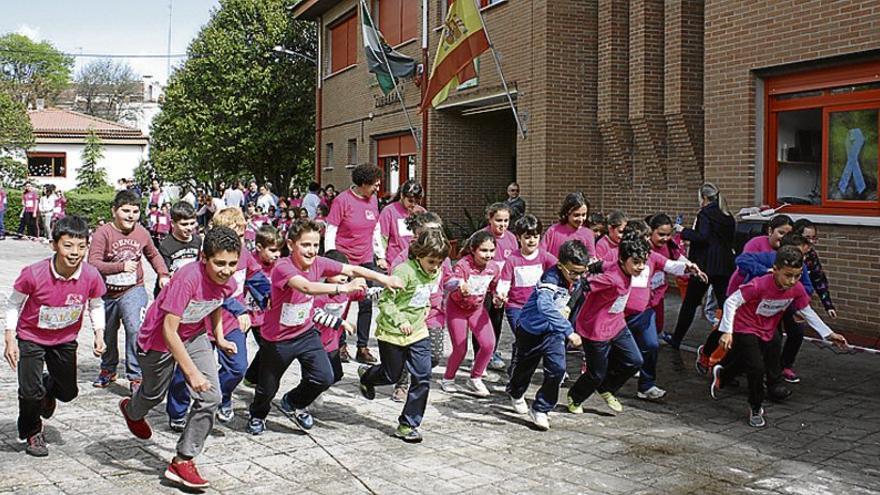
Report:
15,24,41,41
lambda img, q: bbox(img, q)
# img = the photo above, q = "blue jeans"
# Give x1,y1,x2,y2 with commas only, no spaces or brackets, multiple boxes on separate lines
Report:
0,209,5,237
506,328,567,413
101,286,147,380
626,310,659,392
360,338,432,428
504,307,523,373
569,327,643,404
166,328,248,418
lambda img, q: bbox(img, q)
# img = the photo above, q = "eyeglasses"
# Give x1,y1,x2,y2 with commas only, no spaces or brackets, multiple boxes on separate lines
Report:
559,264,587,279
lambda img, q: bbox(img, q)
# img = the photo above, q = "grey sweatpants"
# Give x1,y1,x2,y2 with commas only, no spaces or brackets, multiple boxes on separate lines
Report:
126,333,220,459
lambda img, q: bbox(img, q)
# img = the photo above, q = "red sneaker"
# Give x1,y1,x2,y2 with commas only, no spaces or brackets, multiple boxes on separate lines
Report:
119,398,152,439
164,459,210,489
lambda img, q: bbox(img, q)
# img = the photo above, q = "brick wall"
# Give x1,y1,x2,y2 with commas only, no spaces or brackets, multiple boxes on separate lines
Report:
704,0,880,337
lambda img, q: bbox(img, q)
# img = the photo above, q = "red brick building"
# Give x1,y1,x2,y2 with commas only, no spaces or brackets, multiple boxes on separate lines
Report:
293,0,880,339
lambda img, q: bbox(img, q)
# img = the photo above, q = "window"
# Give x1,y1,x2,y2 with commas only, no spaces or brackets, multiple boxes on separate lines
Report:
348,139,358,166
329,12,357,74
27,153,66,178
325,143,334,168
376,134,417,197
376,0,418,47
765,61,880,215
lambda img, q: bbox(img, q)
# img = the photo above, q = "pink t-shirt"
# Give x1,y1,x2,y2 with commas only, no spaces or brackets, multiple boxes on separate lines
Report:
53,197,66,219
149,190,162,207
327,189,379,265
733,274,811,342
0,190,7,211
217,247,263,336
247,253,277,328
391,247,452,328
314,290,364,352
156,213,171,234
626,251,670,315
484,226,519,272
253,214,270,228
22,191,38,214
595,236,620,263
148,211,160,232
379,201,425,265
137,261,237,353
575,262,631,341
88,223,169,298
13,258,106,346
727,235,775,295
648,242,683,308
261,256,344,342
500,249,558,308
289,198,303,208
540,222,597,260
448,254,501,312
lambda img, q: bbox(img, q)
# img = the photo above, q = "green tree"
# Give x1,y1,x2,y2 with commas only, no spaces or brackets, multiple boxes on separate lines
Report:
150,0,316,190
0,33,74,107
0,91,34,186
77,128,109,189
73,58,142,124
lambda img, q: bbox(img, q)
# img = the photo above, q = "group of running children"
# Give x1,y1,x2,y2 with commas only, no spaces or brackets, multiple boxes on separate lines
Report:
4,175,848,490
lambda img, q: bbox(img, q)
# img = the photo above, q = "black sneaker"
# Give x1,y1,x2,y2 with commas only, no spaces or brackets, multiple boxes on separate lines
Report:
246,416,266,435
749,407,766,428
358,365,375,400
26,432,48,457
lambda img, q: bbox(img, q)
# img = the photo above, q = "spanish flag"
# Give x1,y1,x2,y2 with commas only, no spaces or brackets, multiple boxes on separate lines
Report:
421,0,490,110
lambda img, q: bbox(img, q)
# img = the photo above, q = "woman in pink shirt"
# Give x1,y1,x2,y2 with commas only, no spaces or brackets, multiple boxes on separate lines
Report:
540,192,597,260
567,237,650,415
441,231,503,397
376,180,426,273
324,164,382,364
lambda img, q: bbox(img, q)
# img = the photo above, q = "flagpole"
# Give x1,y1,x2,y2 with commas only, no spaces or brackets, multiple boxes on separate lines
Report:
360,0,422,152
472,0,526,139
420,0,430,202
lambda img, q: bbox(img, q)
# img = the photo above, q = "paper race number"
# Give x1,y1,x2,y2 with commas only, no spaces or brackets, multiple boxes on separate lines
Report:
756,298,793,317
37,304,84,330
409,284,432,308
513,264,543,288
281,300,313,327
609,292,630,314
180,299,223,324
105,271,137,287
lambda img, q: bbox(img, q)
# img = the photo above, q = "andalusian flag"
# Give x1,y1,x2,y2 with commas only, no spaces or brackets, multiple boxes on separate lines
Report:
361,0,416,95
421,0,490,110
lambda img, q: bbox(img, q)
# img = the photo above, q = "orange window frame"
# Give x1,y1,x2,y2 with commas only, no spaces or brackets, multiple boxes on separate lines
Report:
376,134,416,197
764,60,880,216
26,152,67,178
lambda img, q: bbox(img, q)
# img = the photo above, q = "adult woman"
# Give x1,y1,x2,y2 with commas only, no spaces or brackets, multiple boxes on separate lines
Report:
662,183,736,348
324,165,382,364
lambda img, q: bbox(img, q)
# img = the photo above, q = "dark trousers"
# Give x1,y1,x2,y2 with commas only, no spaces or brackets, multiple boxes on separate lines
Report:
20,211,38,237
328,349,344,383
569,327,644,404
780,311,804,369
671,274,731,346
248,328,334,419
624,310,659,392
17,340,78,439
353,261,377,348
506,328,567,413
244,327,264,385
361,338,432,428
719,332,782,410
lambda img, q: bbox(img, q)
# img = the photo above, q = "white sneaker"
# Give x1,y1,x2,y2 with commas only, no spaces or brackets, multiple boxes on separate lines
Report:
510,395,528,414
528,409,550,431
466,378,490,397
439,379,457,393
636,386,667,401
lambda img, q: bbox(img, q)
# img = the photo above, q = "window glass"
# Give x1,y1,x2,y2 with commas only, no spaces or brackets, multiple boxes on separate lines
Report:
776,109,821,205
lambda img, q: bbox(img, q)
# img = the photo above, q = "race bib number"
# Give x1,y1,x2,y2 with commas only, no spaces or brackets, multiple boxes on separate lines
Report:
38,304,84,330
409,284,432,308
53,206,61,214
397,218,413,237
650,272,666,290
106,271,137,287
631,270,650,289
756,298,792,317
25,200,34,209
513,264,543,288
467,274,492,297
158,216,168,225
281,300,313,327
230,269,247,298
322,302,346,319
609,293,630,314
180,299,223,324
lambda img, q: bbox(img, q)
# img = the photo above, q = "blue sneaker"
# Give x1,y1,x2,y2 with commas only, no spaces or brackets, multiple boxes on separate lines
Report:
278,393,314,430
659,332,679,349
246,416,266,435
92,370,117,388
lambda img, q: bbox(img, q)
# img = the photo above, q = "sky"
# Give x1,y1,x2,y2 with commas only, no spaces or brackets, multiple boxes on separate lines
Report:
1,0,221,85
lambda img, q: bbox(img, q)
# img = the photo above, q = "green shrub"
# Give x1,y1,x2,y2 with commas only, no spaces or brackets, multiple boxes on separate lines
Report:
2,189,117,232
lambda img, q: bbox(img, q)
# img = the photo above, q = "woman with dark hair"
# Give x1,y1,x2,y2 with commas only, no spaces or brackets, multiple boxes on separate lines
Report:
662,183,736,349
376,180,425,272
324,164,383,364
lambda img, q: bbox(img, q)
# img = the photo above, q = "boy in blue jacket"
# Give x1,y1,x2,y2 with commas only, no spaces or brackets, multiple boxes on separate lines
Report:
506,240,587,430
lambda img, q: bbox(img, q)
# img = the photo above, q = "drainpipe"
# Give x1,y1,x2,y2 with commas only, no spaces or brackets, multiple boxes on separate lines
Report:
315,20,323,184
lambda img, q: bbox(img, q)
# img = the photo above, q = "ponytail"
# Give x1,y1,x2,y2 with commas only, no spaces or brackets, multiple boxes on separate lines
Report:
700,182,731,217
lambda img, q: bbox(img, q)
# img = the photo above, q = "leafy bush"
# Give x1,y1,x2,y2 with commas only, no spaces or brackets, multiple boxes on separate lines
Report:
2,189,116,232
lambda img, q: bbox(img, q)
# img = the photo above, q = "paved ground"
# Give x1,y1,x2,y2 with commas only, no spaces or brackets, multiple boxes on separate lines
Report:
0,238,878,495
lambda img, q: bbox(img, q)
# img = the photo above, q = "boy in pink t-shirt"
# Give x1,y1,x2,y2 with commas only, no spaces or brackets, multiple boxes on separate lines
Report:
119,226,241,490
712,246,847,428
567,237,650,415
4,216,106,457
243,225,285,388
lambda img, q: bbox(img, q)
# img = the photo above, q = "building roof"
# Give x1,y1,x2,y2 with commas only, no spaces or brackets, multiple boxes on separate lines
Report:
291,0,343,20
28,108,146,141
